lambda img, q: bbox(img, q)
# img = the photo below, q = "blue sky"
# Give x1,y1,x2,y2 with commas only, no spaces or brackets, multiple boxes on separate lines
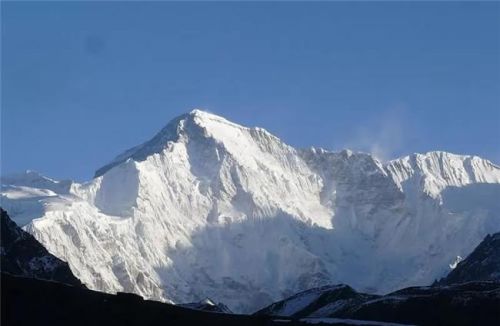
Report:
2,2,499,181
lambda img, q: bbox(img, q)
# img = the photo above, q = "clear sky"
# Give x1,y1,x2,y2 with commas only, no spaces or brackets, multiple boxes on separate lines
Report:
2,1,499,181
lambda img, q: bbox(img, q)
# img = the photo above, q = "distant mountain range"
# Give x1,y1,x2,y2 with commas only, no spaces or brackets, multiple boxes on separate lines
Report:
2,110,500,312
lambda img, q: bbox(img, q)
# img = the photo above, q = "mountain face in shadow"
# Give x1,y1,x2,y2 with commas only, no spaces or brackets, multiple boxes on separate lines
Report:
0,208,83,287
256,231,500,325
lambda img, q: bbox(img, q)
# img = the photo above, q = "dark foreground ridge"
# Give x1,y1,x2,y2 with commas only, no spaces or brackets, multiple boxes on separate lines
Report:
2,273,396,326
436,232,500,285
0,208,83,287
255,281,500,325
178,298,233,313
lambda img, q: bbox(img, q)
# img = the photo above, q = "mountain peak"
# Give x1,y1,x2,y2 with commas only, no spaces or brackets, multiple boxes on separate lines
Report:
188,108,218,119
95,109,243,177
95,109,274,177
184,109,251,135
185,109,220,123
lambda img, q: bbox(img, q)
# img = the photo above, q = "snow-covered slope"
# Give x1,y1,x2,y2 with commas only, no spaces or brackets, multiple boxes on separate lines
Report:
1,109,500,313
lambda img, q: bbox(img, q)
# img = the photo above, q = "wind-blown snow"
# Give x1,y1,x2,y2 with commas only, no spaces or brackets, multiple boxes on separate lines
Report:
1,109,500,313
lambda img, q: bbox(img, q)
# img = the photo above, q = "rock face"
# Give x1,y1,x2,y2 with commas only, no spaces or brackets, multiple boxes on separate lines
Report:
436,232,500,285
0,208,83,287
2,110,500,312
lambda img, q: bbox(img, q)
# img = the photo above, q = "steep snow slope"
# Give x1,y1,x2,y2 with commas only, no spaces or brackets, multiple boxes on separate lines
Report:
1,109,500,313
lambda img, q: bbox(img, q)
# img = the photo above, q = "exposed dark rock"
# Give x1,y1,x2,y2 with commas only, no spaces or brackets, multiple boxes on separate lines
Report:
179,298,233,313
1,273,390,326
256,284,377,318
0,208,83,287
256,281,500,325
436,232,500,286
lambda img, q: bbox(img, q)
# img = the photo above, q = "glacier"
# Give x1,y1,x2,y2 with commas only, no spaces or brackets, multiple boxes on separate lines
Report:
1,109,500,313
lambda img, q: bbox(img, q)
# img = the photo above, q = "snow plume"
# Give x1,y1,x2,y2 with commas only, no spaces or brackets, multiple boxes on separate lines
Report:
344,106,412,162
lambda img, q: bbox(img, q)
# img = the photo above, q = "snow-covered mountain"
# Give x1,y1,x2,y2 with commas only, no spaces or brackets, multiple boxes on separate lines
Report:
1,109,500,313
